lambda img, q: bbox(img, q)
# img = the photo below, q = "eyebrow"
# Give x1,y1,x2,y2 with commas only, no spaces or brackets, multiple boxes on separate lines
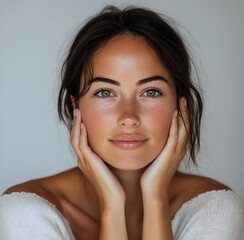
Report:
88,75,169,86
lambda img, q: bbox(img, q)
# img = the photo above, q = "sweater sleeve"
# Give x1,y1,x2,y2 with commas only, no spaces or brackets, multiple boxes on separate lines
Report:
0,192,76,240
171,189,244,240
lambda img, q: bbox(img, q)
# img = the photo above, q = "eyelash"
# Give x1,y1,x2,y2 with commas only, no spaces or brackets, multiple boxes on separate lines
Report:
93,88,163,98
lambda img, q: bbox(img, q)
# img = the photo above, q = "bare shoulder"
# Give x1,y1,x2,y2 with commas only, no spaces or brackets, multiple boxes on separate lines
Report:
177,171,232,193
2,167,83,213
170,171,232,219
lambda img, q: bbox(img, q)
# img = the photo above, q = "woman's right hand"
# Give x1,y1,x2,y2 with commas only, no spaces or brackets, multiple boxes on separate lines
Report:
70,109,126,211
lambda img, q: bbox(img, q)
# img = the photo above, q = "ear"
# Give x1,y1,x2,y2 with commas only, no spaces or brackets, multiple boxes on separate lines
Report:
70,95,78,109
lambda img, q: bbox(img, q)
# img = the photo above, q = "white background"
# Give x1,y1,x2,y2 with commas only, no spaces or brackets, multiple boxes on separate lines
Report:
1,0,244,238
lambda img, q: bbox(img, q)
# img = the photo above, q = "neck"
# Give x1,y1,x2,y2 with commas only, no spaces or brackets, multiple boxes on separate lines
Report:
83,164,147,226
107,165,146,226
82,165,179,228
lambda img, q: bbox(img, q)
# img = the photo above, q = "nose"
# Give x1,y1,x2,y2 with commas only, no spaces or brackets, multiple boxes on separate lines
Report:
118,100,141,128
119,117,140,127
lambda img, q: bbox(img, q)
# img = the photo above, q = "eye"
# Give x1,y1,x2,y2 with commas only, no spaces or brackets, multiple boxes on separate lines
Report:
94,88,115,98
142,88,162,97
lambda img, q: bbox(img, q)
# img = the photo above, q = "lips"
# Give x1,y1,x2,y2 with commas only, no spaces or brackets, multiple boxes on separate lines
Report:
109,135,148,150
110,135,148,141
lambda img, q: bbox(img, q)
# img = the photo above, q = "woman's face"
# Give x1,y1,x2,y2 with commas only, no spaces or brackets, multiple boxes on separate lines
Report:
76,35,177,170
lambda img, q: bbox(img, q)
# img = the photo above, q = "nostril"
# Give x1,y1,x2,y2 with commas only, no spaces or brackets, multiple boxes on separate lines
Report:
120,118,140,127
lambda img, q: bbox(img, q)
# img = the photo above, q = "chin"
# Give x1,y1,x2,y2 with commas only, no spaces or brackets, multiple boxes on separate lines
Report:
102,154,154,171
89,144,159,171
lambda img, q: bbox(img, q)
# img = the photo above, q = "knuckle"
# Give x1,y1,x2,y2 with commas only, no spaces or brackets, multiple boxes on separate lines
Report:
70,139,76,147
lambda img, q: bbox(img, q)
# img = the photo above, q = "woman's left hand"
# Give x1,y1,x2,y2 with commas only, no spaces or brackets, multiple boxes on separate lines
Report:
140,97,189,200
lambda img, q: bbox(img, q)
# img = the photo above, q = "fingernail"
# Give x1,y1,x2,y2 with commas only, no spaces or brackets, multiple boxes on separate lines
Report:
174,110,178,117
73,109,78,117
81,122,83,129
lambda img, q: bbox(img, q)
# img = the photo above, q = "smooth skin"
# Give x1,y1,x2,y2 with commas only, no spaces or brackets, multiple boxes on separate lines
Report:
4,35,231,240
71,98,187,240
71,35,183,239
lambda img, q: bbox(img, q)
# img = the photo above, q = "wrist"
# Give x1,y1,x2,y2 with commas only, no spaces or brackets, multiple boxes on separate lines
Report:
100,205,128,240
100,199,126,216
142,186,169,203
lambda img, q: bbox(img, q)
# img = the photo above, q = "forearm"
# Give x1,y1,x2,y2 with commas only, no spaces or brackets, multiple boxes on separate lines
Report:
142,195,173,240
99,206,128,240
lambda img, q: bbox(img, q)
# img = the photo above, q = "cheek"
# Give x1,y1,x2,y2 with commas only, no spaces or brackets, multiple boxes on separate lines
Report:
145,105,174,141
80,106,113,144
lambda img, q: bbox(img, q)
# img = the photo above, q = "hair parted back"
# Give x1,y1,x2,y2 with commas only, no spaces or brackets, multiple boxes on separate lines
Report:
58,5,203,167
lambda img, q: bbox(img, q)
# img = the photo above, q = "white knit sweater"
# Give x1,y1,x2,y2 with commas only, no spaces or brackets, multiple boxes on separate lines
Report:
0,190,243,239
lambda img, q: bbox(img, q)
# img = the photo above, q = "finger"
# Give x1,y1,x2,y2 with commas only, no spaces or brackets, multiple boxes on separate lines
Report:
78,121,100,164
76,122,93,172
78,122,114,184
163,110,179,154
69,109,86,167
70,109,81,148
151,110,179,172
78,121,88,152
178,97,189,146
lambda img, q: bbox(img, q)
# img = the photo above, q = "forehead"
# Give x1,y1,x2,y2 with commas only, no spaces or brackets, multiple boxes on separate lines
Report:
91,35,173,84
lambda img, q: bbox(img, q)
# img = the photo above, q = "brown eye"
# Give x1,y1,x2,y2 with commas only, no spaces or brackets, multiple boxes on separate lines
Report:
101,90,110,97
143,89,162,97
94,89,115,98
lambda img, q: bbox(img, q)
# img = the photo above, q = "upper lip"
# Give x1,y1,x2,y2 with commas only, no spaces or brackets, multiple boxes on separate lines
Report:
110,135,148,142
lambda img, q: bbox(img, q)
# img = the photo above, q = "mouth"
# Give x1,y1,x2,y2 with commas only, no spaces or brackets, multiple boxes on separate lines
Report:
109,140,148,150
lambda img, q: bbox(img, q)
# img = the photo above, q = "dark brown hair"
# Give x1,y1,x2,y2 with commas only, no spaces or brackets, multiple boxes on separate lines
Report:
58,5,203,167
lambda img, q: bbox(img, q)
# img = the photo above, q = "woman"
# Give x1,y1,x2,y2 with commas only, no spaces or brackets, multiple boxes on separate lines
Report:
0,5,243,240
